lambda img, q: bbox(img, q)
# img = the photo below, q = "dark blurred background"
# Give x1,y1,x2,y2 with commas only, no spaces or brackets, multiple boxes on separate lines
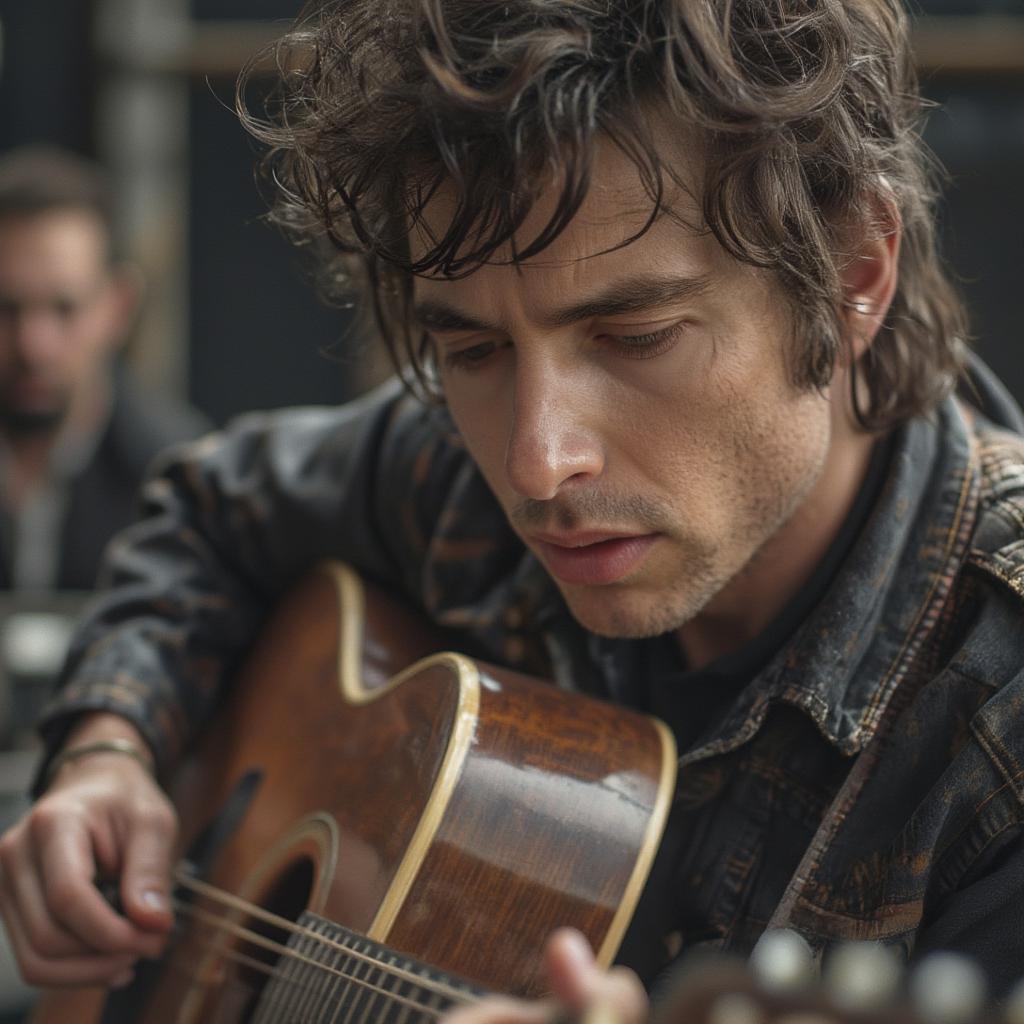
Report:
1,0,1022,424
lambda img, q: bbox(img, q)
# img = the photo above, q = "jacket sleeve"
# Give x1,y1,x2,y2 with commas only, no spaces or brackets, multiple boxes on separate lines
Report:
32,378,470,789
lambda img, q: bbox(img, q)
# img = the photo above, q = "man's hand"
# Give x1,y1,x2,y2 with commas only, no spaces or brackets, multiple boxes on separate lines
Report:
0,713,178,988
443,929,648,1024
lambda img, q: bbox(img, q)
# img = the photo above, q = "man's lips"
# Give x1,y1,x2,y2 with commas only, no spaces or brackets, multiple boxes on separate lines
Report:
531,532,659,586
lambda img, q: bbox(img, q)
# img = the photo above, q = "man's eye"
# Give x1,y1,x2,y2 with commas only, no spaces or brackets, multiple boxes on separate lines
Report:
610,322,686,359
53,300,79,320
442,340,500,372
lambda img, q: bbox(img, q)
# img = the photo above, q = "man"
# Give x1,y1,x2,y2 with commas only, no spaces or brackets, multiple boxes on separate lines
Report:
0,146,207,592
2,1,1024,1021
0,144,208,1023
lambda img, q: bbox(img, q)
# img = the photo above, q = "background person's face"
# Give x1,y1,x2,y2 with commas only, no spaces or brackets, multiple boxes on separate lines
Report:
0,210,125,437
414,142,872,647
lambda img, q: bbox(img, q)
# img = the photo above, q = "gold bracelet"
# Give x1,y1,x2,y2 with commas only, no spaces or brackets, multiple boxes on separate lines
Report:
44,738,154,788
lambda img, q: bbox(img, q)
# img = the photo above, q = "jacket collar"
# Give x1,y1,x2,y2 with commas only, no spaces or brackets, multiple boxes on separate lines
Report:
689,397,980,761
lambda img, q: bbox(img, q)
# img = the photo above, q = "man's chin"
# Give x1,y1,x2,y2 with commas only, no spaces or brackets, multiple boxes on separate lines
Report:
559,585,705,640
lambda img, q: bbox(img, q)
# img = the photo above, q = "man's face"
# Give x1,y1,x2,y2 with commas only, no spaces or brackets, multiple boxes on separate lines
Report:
0,210,125,437
413,144,863,644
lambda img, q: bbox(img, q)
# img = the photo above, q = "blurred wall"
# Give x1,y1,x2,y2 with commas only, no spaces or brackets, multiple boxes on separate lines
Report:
925,83,1024,401
187,61,368,423
0,0,96,154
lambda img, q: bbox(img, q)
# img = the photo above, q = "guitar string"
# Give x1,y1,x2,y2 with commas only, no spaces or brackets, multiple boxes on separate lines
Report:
153,934,410,1022
170,897,463,1021
170,893,476,1016
174,869,476,1004
157,934,305,999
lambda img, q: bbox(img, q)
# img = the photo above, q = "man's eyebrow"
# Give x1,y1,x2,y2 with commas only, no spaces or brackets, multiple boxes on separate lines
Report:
412,273,713,334
544,273,713,327
412,302,494,333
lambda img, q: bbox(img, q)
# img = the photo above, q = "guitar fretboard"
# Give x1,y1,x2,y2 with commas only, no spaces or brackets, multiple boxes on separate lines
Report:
252,911,485,1023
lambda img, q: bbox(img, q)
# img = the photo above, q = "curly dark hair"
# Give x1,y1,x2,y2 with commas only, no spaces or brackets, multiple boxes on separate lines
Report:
240,0,967,429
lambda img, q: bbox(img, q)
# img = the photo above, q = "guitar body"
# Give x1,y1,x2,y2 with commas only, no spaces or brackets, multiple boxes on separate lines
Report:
33,562,676,1022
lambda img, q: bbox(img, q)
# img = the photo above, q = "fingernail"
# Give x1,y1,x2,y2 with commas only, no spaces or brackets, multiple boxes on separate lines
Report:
560,928,594,965
110,969,134,989
140,889,167,911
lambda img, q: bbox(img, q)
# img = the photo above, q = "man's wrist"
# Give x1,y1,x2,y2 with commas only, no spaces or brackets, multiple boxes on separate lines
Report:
51,711,157,781
44,737,155,789
63,711,151,752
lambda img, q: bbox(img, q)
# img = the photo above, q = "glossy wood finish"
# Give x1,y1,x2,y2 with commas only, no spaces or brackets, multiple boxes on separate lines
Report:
33,562,675,1022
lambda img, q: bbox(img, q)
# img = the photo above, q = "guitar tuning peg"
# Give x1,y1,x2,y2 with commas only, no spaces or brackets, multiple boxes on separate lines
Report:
1003,977,1024,1024
908,953,987,1024
823,941,902,1010
706,992,765,1024
749,929,816,992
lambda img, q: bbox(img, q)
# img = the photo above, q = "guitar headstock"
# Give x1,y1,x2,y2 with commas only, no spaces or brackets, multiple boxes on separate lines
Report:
651,932,1024,1024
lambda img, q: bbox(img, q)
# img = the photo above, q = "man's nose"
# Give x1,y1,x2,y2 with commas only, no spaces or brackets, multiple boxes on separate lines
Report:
503,360,604,501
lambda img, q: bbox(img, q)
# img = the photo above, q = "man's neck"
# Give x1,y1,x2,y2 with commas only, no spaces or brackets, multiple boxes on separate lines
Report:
2,433,58,508
676,426,881,670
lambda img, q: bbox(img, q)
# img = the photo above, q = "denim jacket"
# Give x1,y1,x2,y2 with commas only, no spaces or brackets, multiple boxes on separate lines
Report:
35,363,1024,996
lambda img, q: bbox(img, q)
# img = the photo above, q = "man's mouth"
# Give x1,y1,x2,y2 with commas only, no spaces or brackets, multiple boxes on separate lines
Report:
7,373,59,405
530,531,659,586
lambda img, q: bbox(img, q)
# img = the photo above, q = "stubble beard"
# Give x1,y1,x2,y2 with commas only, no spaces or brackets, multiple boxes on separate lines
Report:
0,378,69,439
0,404,67,439
524,457,821,642
512,489,724,639
558,540,725,639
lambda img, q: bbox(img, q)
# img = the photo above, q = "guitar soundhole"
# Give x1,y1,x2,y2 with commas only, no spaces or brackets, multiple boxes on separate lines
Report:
229,855,315,1022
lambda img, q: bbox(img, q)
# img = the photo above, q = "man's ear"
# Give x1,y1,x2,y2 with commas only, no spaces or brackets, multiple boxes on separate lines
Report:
102,262,145,353
837,195,901,365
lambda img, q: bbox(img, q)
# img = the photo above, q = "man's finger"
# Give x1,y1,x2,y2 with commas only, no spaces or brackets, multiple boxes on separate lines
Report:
0,843,94,960
442,995,560,1024
0,895,137,988
118,802,176,935
545,930,647,1024
545,929,601,1008
33,813,148,954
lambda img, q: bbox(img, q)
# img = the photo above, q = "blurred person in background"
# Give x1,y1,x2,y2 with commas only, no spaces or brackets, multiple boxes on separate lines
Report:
0,144,208,1024
0,146,208,593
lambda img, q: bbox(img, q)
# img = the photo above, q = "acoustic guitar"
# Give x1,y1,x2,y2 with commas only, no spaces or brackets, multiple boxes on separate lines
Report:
31,561,677,1022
